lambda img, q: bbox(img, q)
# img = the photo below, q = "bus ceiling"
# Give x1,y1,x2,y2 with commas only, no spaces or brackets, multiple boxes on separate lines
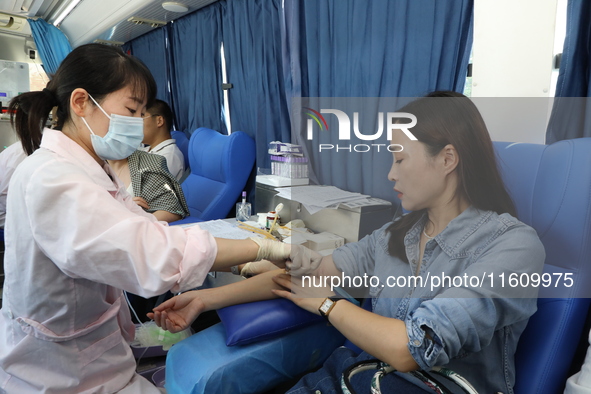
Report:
0,0,215,48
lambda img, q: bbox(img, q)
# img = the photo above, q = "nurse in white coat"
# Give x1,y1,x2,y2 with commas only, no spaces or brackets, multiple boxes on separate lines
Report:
0,43,288,394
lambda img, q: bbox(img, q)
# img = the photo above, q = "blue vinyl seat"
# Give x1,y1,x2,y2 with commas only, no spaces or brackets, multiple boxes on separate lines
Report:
165,322,344,393
494,139,591,393
174,128,255,224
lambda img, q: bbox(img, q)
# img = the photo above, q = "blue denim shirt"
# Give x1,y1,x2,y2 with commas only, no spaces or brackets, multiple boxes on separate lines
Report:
332,206,545,394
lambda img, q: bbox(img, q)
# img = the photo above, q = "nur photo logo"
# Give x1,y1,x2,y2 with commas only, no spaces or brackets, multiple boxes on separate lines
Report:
304,108,417,153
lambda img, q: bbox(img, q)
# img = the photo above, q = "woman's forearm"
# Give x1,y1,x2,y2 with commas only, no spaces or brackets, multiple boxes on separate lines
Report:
211,238,260,270
327,300,419,372
153,210,182,223
200,268,285,311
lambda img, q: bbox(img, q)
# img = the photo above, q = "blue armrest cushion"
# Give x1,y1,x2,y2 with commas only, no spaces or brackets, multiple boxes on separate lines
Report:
216,298,324,346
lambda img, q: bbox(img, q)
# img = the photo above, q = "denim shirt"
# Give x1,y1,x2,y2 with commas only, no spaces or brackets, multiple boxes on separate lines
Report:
332,206,545,394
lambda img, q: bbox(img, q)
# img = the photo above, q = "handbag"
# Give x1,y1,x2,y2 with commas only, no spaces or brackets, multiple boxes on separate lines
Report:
341,358,479,394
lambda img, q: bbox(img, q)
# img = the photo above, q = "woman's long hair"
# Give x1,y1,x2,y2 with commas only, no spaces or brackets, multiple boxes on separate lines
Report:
387,91,516,261
9,43,157,155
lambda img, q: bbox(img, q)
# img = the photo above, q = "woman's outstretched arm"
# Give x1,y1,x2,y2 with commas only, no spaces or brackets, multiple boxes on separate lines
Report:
148,268,286,332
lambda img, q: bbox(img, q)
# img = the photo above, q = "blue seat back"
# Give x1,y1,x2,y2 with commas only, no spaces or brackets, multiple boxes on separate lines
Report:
180,127,255,222
171,130,190,169
494,139,591,393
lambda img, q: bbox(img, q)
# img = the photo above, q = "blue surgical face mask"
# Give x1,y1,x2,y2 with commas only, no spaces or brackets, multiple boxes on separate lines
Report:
81,94,144,160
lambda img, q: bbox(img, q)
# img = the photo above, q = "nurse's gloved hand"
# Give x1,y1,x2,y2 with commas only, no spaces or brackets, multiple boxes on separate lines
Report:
249,237,291,265
286,245,324,277
240,260,279,277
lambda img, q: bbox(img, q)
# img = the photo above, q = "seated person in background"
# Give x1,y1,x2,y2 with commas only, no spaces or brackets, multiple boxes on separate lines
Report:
109,150,189,223
142,99,185,181
150,92,545,394
0,142,27,229
111,149,190,320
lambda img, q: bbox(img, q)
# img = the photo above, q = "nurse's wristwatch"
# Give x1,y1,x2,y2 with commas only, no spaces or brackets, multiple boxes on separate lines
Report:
318,296,342,320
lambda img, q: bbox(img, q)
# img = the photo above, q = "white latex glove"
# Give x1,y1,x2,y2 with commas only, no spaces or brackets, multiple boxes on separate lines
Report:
240,260,279,277
285,244,324,277
249,237,291,262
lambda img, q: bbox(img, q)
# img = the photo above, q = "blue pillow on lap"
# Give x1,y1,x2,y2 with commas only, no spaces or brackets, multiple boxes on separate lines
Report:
216,298,324,346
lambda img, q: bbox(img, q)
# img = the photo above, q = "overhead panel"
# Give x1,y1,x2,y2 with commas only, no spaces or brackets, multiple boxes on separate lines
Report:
0,13,26,32
60,0,217,47
0,0,57,17
59,0,150,47
1,0,220,47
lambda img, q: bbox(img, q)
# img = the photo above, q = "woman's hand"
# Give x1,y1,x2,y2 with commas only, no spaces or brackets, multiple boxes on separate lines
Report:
147,291,205,333
132,196,149,210
271,273,334,315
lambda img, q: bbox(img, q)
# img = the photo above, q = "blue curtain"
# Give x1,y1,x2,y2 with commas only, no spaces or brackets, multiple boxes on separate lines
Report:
546,0,591,143
29,19,72,76
169,2,224,135
221,0,291,171
123,27,173,111
284,0,473,202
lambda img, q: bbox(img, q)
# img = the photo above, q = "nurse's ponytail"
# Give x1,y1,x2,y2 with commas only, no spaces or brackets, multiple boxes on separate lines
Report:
8,43,156,156
8,87,59,155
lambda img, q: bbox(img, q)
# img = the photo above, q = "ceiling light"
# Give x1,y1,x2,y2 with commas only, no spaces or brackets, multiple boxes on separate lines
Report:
162,2,189,13
53,0,82,26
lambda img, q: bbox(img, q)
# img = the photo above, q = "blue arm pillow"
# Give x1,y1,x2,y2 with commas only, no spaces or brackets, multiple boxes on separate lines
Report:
216,298,324,346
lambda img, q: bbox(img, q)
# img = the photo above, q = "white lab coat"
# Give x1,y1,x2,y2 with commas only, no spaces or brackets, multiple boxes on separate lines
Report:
0,142,27,228
0,129,217,393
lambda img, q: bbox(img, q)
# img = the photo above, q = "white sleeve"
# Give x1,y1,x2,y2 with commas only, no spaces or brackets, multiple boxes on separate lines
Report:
167,151,185,181
25,160,217,297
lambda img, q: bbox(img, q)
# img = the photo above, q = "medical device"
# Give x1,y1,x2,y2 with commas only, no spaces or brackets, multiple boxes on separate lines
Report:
236,191,251,222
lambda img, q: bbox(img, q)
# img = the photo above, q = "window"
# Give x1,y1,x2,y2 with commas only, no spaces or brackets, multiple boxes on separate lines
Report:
463,51,473,97
549,0,567,97
220,42,232,134
29,59,49,92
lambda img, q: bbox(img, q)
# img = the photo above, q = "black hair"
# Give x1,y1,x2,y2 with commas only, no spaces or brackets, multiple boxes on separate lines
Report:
147,99,174,134
387,91,516,261
9,43,157,155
